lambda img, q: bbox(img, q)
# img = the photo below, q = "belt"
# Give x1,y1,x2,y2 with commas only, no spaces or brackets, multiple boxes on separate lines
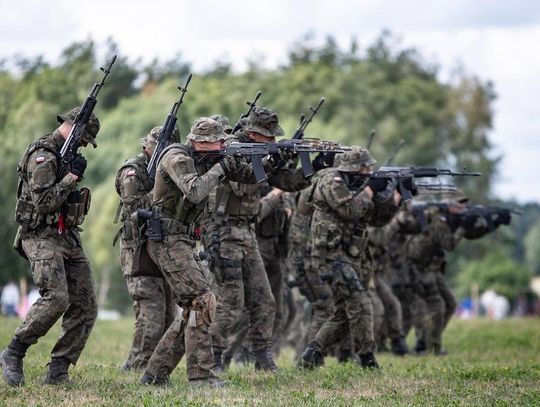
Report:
161,219,196,235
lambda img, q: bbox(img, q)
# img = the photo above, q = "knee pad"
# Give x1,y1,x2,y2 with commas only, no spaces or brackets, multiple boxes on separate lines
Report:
188,292,217,328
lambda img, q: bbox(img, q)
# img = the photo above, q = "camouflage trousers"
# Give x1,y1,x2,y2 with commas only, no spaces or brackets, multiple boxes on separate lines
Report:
210,223,276,353
368,285,385,347
257,236,285,352
375,273,404,340
436,272,457,329
312,256,375,356
15,230,97,365
418,270,445,351
144,234,216,381
123,275,175,370
391,284,428,341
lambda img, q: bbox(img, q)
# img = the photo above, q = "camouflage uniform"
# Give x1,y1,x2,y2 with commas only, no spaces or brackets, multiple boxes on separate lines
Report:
114,127,176,371
368,226,408,354
301,147,399,368
406,208,461,353
206,107,310,370
140,118,248,385
1,108,99,386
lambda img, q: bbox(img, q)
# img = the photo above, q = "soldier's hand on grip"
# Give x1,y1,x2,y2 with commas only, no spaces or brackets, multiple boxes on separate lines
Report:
70,154,87,179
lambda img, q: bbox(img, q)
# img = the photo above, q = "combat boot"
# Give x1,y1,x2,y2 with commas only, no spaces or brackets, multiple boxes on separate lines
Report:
359,352,379,369
414,339,427,356
433,344,448,356
140,372,170,386
213,351,224,374
0,337,29,387
297,343,325,369
253,347,278,373
391,336,409,356
189,376,228,388
43,357,70,385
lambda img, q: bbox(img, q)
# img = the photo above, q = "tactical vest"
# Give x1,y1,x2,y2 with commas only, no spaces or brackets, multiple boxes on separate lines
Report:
310,169,369,259
152,143,208,231
14,134,89,234
113,153,152,244
207,180,261,224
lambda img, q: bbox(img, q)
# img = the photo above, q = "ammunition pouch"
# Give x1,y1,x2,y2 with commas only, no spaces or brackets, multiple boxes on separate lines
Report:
342,228,368,258
334,260,364,293
219,259,242,281
63,188,91,226
312,220,342,250
14,199,37,233
137,209,163,242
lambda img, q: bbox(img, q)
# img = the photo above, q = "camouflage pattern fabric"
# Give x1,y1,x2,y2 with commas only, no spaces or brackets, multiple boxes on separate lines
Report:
11,131,97,366
142,144,228,381
436,271,457,329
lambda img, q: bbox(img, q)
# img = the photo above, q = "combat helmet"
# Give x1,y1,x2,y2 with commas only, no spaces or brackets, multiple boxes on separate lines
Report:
337,146,376,172
210,115,233,134
244,107,284,138
140,125,180,148
187,117,228,142
57,106,100,148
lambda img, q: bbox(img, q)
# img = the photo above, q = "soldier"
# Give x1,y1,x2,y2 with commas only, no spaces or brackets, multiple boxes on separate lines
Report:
114,126,177,371
299,147,400,369
368,226,409,355
1,107,99,386
207,106,313,373
138,117,251,387
209,115,233,136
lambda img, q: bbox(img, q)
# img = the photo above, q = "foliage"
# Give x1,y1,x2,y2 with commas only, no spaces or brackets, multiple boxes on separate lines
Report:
455,250,532,300
0,32,535,311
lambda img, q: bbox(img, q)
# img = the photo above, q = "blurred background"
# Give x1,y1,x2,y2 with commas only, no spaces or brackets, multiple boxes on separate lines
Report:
1,0,539,318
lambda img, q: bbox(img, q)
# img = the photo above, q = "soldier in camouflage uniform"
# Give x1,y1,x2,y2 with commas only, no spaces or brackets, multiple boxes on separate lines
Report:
405,205,464,355
1,107,99,386
138,117,253,387
299,147,401,369
368,226,409,355
207,107,312,373
114,126,178,371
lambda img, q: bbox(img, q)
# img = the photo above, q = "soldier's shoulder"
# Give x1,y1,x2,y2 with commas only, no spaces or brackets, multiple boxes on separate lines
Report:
318,168,343,185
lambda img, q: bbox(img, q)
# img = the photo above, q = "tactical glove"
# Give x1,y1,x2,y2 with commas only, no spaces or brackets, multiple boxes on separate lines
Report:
367,177,389,193
70,154,87,178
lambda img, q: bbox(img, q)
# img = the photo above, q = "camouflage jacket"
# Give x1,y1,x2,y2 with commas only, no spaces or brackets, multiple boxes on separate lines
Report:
15,130,79,238
114,152,152,245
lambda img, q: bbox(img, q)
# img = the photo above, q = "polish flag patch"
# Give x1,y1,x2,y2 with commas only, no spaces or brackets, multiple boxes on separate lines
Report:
36,156,46,163
126,169,136,176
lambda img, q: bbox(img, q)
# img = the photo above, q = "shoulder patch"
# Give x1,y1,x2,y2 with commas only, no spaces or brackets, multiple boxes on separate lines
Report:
126,169,136,177
36,156,46,163
333,176,343,182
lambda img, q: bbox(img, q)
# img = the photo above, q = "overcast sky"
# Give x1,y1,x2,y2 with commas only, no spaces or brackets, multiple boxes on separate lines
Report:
2,0,539,203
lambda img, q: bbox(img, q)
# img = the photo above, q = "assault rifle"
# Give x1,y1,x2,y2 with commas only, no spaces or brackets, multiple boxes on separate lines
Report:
366,129,376,150
384,140,405,166
370,166,481,202
292,97,325,139
287,272,334,288
59,55,116,176
231,90,262,135
414,182,458,193
208,139,351,183
147,74,192,186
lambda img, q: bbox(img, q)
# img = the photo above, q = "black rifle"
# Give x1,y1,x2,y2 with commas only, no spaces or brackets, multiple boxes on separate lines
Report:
370,166,481,202
59,55,116,176
207,139,351,183
287,272,334,288
292,97,325,140
147,74,192,186
231,90,262,135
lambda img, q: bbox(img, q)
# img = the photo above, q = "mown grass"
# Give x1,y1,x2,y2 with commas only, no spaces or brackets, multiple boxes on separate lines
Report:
1,317,539,406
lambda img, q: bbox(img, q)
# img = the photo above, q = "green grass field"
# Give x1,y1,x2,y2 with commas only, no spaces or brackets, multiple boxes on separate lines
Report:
1,317,539,406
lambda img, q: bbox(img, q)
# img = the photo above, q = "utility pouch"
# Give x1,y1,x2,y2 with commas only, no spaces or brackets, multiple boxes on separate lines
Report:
138,209,163,242
334,260,364,292
14,199,35,233
313,220,342,249
64,188,91,226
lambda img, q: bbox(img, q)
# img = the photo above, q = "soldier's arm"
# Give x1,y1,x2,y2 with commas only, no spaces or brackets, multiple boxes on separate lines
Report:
319,175,373,220
115,166,152,213
431,217,459,251
268,167,310,192
161,150,225,204
257,188,283,222
27,150,77,213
